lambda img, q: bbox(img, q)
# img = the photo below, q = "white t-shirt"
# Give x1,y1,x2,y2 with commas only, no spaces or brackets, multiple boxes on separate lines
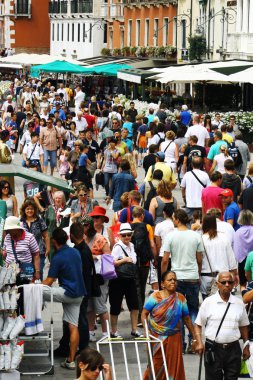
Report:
111,240,137,264
23,142,44,160
217,220,235,248
162,229,203,280
154,219,174,257
20,131,31,146
147,134,160,148
201,232,236,273
185,124,209,147
73,116,88,132
213,153,232,174
181,169,210,208
160,140,177,168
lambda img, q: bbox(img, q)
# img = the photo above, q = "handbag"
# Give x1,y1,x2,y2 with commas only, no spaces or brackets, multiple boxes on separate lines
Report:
95,171,105,187
100,254,117,280
11,240,34,281
114,244,136,280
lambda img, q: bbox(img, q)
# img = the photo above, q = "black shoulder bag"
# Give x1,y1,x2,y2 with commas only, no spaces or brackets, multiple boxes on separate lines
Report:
11,239,35,281
190,170,206,188
114,244,136,279
204,302,231,365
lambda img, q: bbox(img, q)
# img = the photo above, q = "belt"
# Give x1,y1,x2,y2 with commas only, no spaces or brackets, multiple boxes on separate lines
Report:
177,279,199,283
201,272,219,277
206,338,239,350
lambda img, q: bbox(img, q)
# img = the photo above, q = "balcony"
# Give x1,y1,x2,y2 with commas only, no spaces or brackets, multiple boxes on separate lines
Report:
71,0,93,13
14,0,31,17
109,3,124,19
227,33,253,58
124,0,177,4
49,1,68,14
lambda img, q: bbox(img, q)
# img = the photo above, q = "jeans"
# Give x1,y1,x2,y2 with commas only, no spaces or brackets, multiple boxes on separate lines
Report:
43,150,57,168
112,200,122,212
176,280,200,347
104,172,116,196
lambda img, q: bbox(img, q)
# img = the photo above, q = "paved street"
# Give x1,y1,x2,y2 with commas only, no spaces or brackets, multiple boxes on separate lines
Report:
9,153,204,379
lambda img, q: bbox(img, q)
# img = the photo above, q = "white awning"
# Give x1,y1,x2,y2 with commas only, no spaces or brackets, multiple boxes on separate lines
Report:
0,63,22,69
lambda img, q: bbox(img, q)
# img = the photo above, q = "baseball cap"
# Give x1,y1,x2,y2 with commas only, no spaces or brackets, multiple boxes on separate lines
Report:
155,152,165,161
219,188,233,197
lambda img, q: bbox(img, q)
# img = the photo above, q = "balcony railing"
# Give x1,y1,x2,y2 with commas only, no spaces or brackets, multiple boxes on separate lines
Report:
14,0,31,17
110,3,124,18
124,0,177,4
71,0,93,13
49,1,68,14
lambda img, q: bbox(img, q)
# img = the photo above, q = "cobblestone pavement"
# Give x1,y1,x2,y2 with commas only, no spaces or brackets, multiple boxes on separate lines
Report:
10,153,204,379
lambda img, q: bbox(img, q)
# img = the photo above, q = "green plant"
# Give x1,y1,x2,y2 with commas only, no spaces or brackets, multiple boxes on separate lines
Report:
113,48,121,56
155,46,165,57
122,46,130,56
188,35,207,61
136,46,146,57
130,46,137,55
101,48,111,56
147,46,155,57
164,45,177,56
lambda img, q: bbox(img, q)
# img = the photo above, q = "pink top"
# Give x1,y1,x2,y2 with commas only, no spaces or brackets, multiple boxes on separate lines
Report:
201,186,223,216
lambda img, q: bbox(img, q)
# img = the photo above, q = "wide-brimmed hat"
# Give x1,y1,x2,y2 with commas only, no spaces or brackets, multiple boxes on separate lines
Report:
88,206,109,223
4,216,24,231
119,223,132,235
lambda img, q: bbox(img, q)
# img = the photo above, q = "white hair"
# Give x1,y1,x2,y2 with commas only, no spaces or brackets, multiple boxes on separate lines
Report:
182,105,188,111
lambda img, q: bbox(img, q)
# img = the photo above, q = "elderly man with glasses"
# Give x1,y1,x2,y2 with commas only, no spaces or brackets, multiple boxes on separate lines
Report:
195,271,250,380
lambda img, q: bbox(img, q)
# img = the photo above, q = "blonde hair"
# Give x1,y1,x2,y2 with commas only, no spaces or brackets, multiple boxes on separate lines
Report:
53,191,66,205
157,180,172,199
166,131,175,140
91,96,96,102
124,153,136,170
248,163,253,176
220,144,229,157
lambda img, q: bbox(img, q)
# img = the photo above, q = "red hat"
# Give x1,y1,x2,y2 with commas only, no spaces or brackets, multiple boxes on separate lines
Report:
88,206,109,223
219,188,233,197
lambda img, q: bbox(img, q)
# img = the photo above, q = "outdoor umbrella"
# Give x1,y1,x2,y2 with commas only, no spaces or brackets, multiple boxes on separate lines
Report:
30,60,91,77
228,67,253,84
0,164,74,193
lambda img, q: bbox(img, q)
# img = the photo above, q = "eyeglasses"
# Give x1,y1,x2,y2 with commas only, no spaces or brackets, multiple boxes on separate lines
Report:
121,233,132,237
3,186,9,189
79,193,87,197
218,280,234,285
89,365,104,372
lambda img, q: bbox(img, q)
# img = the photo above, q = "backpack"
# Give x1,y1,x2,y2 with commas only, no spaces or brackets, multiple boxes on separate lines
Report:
227,142,243,167
131,222,153,265
157,132,165,146
144,182,157,210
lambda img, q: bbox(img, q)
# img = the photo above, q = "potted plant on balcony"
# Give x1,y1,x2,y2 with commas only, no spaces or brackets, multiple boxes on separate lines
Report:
147,46,155,57
130,46,137,56
113,48,122,56
155,46,165,57
122,46,131,56
101,48,111,56
165,45,177,58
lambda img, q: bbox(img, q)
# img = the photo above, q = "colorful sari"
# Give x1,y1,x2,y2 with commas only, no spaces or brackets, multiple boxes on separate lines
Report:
143,292,189,380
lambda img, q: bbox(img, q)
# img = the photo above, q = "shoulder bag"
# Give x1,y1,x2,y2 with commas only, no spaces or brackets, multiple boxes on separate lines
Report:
201,237,217,296
11,239,34,281
100,254,117,281
190,170,206,188
114,244,137,280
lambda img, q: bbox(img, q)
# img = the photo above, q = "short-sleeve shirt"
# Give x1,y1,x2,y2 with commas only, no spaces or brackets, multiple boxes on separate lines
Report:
111,240,137,264
21,217,47,255
224,202,240,231
201,186,223,215
40,126,61,151
154,219,174,256
245,252,253,278
79,153,88,167
48,244,86,298
138,124,148,136
119,206,154,227
3,231,39,264
207,140,228,160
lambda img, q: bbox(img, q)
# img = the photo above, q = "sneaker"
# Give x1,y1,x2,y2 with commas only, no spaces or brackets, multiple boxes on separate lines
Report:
89,331,96,342
131,331,144,338
60,359,76,370
110,331,123,339
54,346,69,357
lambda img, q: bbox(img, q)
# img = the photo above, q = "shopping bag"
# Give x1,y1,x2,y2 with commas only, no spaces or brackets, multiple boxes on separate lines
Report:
239,360,251,378
101,254,117,280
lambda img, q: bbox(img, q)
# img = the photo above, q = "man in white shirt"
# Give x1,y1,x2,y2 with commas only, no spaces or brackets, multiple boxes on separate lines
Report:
185,115,209,147
195,271,250,380
74,85,85,114
57,83,68,105
1,95,16,117
212,112,224,129
23,132,43,171
73,111,88,133
19,122,34,154
21,86,33,109
181,157,210,219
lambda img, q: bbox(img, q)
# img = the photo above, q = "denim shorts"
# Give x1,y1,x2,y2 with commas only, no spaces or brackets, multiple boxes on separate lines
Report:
44,150,57,168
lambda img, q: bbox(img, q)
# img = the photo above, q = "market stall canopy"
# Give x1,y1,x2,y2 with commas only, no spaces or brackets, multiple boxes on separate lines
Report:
156,67,231,84
75,63,133,76
0,164,74,193
118,69,159,84
30,60,91,77
0,53,85,66
0,63,22,69
228,67,253,84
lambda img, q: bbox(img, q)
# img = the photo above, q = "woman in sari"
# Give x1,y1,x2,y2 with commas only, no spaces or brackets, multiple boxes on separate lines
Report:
141,270,196,380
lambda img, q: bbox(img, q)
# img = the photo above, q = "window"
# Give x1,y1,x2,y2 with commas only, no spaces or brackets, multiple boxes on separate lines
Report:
52,23,55,41
78,23,80,42
72,23,75,42
127,20,132,46
57,23,59,41
104,23,107,44
145,19,149,46
154,19,158,46
89,23,92,43
181,19,186,49
67,23,70,41
163,18,169,46
61,23,64,41
83,23,86,42
16,0,29,14
173,18,177,47
136,20,140,46
120,30,124,49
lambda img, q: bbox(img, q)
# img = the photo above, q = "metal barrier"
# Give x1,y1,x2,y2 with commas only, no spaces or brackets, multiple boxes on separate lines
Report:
96,320,169,380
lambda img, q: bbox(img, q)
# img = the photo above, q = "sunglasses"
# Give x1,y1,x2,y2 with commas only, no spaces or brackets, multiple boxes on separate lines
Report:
218,280,234,285
89,365,104,372
121,233,132,237
79,193,87,197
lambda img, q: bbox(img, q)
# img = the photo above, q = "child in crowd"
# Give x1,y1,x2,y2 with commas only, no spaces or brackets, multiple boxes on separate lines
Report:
59,148,71,179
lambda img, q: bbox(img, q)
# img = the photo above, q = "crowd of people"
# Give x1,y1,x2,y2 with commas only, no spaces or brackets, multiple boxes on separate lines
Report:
1,76,253,379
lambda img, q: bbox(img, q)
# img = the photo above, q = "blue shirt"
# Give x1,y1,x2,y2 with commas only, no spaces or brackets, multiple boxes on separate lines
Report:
147,115,155,126
207,140,228,160
79,153,88,167
123,121,133,137
119,206,154,227
224,202,240,231
51,108,66,121
122,138,133,153
180,111,191,126
48,245,86,298
109,171,135,202
138,124,148,135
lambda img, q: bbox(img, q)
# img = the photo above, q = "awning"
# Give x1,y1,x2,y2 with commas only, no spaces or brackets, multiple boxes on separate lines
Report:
0,63,22,69
0,164,74,193
117,69,158,84
0,53,85,66
30,60,91,78
74,63,133,76
228,67,253,84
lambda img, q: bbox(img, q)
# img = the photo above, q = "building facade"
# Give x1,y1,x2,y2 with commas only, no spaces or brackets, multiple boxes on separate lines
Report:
49,0,107,60
0,0,50,53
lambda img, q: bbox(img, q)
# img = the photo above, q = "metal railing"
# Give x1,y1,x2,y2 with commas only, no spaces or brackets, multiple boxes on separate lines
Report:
71,0,93,13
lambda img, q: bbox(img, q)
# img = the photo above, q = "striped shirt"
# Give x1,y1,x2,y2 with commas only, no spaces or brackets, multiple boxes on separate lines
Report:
3,231,39,264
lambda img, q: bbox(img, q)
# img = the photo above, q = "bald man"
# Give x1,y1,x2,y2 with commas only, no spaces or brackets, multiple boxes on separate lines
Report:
194,271,250,380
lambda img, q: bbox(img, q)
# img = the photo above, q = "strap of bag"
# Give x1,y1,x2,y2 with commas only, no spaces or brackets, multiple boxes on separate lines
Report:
190,170,206,188
164,140,173,153
28,142,37,161
214,302,231,340
202,238,214,275
148,181,154,190
247,176,253,184
115,244,129,258
11,239,20,264
126,207,131,223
